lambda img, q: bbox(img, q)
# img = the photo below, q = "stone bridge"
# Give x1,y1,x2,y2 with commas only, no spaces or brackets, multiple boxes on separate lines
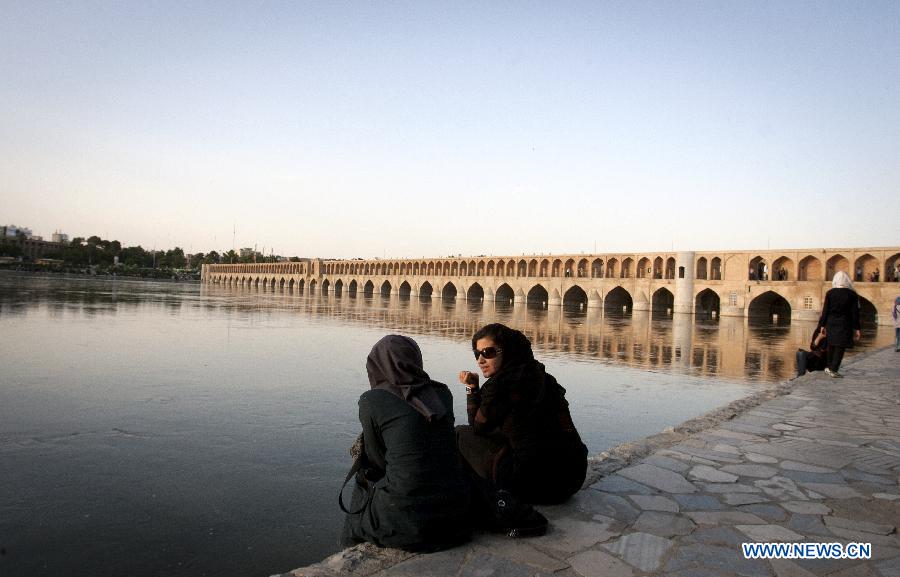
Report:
201,247,900,325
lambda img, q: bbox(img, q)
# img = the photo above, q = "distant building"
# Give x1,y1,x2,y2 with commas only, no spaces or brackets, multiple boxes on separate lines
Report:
2,224,33,239
239,247,256,259
52,231,69,244
0,225,65,261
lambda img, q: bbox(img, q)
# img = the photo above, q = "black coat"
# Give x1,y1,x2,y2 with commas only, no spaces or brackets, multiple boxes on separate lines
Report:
342,385,469,551
817,288,861,348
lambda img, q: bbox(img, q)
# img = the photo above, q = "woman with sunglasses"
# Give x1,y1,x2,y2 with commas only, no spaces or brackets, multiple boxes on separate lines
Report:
457,323,588,507
341,335,470,551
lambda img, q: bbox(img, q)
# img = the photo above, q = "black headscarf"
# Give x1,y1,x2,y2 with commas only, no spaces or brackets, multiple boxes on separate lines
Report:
477,324,547,396
366,335,447,422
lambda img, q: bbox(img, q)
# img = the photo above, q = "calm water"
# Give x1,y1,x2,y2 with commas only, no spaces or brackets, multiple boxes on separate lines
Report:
0,273,892,577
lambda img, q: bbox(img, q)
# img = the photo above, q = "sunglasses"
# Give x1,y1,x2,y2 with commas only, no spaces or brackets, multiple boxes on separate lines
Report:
473,347,502,360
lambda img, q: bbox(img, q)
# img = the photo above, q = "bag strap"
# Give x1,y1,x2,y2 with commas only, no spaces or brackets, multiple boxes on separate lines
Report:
338,455,374,515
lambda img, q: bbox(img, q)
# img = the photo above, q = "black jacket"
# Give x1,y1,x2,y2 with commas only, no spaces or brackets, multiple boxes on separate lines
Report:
817,287,860,348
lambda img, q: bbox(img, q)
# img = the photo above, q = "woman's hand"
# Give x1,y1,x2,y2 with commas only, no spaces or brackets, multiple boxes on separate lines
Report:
854,329,861,342
458,371,479,388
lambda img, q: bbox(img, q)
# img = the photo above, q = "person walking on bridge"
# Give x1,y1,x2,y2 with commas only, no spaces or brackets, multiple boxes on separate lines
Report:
817,271,861,378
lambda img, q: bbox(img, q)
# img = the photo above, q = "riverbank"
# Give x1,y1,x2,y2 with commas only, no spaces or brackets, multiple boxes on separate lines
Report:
276,347,900,577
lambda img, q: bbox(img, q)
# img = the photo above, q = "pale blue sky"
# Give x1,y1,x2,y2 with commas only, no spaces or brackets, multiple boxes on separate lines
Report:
2,1,898,258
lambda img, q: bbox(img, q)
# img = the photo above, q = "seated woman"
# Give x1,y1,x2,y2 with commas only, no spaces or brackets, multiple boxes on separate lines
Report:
457,323,588,506
796,325,828,377
341,335,469,552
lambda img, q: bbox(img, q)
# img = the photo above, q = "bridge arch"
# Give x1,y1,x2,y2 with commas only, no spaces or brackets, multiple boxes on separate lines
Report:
467,282,484,301
591,258,603,278
419,281,433,299
695,288,720,318
696,257,707,280
348,279,357,296
399,281,411,298
563,285,588,309
622,257,634,279
859,295,878,325
748,290,791,324
309,279,317,295
772,256,793,281
441,282,458,300
826,254,849,281
749,255,767,280
606,258,619,278
638,257,651,278
487,260,496,276
604,286,633,316
799,255,822,281
651,287,674,314
495,283,515,303
322,279,330,293
363,280,374,297
886,252,899,280
540,259,550,277
334,279,343,296
380,280,392,297
527,284,549,307
854,253,878,282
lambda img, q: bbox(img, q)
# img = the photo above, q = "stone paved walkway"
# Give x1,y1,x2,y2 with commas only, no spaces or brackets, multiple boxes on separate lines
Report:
277,348,900,577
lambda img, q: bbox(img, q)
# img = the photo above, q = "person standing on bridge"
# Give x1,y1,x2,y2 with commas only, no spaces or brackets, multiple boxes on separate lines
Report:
893,296,900,352
817,271,861,378
457,323,587,529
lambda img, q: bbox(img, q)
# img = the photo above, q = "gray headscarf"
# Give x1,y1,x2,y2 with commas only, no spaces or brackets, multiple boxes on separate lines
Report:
366,335,447,422
832,270,854,290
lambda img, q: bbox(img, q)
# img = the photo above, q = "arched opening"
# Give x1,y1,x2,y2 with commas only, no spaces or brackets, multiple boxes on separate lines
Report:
334,279,343,297
621,258,634,278
696,257,708,280
348,279,357,296
507,261,515,276
651,288,675,315
576,258,588,277
441,282,458,300
279,278,286,291
363,280,374,297
604,286,633,316
398,281,411,298
748,291,791,325
664,257,676,279
798,256,822,281
488,260,496,276
495,283,515,304
443,261,451,276
467,282,484,301
854,253,879,282
591,258,603,278
452,261,459,276
711,257,722,280
772,257,793,281
749,256,768,280
309,279,317,295
695,288,720,319
296,279,305,294
606,258,619,279
419,281,433,300
563,285,588,310
637,257,650,279
519,260,529,277
380,280,392,297
653,257,663,279
858,295,878,326
322,279,331,293
540,260,550,277
826,255,849,281
288,278,295,293
527,284,549,308
886,253,900,282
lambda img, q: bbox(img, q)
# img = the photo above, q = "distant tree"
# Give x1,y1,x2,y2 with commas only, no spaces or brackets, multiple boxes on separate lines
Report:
165,247,186,268
0,240,22,257
189,252,205,268
87,235,102,247
204,251,221,264
289,256,301,262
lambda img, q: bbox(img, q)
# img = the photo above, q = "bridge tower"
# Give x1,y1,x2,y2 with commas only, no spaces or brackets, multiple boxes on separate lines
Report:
674,251,695,315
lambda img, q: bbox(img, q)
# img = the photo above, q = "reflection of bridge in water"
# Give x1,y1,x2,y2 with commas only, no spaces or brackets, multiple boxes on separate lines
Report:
201,284,892,384
203,247,899,326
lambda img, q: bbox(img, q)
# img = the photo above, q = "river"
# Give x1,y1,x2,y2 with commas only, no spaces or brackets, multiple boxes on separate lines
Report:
0,272,891,577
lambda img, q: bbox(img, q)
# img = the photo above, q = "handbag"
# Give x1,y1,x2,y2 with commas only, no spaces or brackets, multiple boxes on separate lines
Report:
338,433,376,515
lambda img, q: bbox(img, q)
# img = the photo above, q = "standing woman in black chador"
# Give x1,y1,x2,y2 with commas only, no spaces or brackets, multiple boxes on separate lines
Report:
817,271,861,378
457,323,588,506
341,335,469,552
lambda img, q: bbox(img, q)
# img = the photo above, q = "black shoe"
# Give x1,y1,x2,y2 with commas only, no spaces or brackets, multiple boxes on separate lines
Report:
490,490,549,538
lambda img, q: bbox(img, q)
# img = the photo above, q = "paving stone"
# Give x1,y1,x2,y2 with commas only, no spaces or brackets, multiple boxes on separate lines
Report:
773,423,802,431
673,494,724,510
590,474,656,495
745,452,779,464
683,526,747,547
632,511,696,537
571,491,640,523
617,463,698,494
457,553,556,577
533,517,618,554
781,460,839,473
823,526,900,548
703,482,763,493
824,565,880,577
671,445,745,464
601,532,673,573
786,514,833,536
660,568,722,577
769,559,818,577
780,501,832,515
876,555,900,577
823,516,895,535
705,428,768,443
712,443,742,454
723,493,771,506
736,524,804,542
689,465,739,483
842,468,895,485
737,504,789,522
755,476,809,500
663,543,772,577
686,511,767,525
628,494,679,512
643,455,690,473
473,537,570,573
873,493,900,501
567,549,633,577
742,441,853,469
721,464,780,478
798,483,864,499
780,469,846,484
657,449,719,466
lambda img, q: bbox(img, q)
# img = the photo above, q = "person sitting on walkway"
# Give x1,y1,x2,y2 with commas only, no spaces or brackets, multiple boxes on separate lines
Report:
893,296,900,352
457,323,588,508
796,325,828,376
817,271,861,378
340,335,470,552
